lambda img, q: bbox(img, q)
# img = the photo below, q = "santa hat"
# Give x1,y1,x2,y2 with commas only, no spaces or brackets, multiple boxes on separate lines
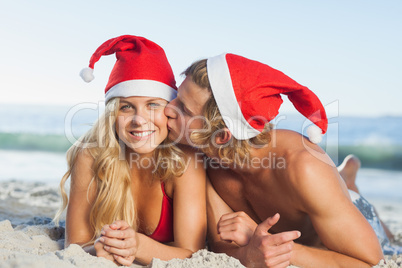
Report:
80,35,177,103
206,53,328,144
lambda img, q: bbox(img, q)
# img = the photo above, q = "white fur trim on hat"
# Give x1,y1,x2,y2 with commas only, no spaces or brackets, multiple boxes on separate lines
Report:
306,124,323,144
207,54,260,140
105,79,177,103
80,67,95,83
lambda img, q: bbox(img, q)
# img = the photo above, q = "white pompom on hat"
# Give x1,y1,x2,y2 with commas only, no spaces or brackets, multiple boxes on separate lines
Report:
79,67,94,83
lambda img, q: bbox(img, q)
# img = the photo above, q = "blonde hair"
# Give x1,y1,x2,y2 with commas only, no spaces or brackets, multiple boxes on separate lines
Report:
184,59,272,165
54,98,186,246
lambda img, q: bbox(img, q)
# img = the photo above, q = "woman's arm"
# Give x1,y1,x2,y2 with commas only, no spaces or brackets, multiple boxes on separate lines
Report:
65,149,96,247
64,149,116,263
100,147,207,265
169,147,207,253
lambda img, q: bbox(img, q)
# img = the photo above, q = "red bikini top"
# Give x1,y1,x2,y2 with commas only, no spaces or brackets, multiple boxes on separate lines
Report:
148,182,174,243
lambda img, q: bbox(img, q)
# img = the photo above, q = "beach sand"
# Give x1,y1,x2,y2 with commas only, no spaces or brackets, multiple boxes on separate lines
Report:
0,217,401,267
0,178,401,267
0,219,245,268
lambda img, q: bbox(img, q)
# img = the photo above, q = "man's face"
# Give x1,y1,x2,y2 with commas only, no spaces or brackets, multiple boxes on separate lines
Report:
164,76,211,145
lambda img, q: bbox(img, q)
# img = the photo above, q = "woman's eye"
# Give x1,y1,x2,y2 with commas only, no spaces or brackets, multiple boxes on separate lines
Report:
148,103,161,108
120,104,132,110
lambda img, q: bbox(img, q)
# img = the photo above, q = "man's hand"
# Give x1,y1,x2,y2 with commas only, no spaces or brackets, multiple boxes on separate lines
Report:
99,220,138,266
218,211,258,246
240,213,301,268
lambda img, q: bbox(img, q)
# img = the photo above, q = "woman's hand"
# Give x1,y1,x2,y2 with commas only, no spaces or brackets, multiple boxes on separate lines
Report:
93,227,118,264
217,211,258,246
99,220,138,266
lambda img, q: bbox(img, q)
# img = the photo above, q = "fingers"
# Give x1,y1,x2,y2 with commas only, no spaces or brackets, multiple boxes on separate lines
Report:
218,225,236,243
94,238,116,262
100,224,112,234
100,236,135,249
256,213,280,234
103,243,135,258
266,231,301,246
264,252,292,268
218,211,257,241
218,222,252,246
101,225,135,239
218,211,256,229
219,211,245,222
258,239,295,268
109,220,130,230
113,254,135,266
266,241,294,257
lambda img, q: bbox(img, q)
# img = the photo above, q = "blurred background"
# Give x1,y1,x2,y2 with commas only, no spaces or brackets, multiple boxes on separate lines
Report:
0,0,401,227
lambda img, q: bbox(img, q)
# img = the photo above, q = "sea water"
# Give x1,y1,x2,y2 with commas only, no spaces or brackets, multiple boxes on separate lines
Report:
0,103,401,226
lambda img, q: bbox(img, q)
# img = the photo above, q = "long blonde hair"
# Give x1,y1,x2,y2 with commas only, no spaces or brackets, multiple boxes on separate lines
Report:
54,98,186,246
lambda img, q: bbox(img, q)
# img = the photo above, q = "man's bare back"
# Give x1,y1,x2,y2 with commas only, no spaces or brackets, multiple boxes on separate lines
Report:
207,130,344,245
206,130,383,266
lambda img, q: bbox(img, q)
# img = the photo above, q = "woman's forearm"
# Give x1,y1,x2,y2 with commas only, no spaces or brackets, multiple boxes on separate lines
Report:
134,233,196,265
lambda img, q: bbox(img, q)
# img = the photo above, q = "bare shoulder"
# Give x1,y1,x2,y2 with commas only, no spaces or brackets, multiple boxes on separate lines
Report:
284,147,347,212
273,130,345,195
176,144,205,169
206,165,243,199
170,145,206,187
75,148,95,164
70,148,95,190
274,129,336,179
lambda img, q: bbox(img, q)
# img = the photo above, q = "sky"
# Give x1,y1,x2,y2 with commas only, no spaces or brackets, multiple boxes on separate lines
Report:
1,0,401,117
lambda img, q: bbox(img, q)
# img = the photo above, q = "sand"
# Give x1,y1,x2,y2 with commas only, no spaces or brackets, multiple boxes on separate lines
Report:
0,219,401,268
0,220,245,268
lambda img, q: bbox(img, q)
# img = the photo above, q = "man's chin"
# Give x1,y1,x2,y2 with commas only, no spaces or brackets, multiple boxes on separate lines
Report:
167,131,191,146
168,132,183,145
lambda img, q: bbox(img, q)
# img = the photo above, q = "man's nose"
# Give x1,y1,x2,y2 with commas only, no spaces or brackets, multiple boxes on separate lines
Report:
165,99,177,119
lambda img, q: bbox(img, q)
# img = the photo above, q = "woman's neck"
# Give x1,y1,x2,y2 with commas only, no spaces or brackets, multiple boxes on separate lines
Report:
125,147,156,182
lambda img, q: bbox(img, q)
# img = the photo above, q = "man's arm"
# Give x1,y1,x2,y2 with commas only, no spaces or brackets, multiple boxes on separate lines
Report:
206,178,300,267
288,151,384,267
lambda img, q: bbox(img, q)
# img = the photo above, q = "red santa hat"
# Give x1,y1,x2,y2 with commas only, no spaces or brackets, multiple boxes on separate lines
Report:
206,53,328,144
80,35,177,103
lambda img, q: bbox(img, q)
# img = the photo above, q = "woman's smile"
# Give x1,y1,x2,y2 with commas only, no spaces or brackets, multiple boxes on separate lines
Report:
129,130,156,140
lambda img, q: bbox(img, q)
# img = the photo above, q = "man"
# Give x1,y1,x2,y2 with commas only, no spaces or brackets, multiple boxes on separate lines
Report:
165,54,385,267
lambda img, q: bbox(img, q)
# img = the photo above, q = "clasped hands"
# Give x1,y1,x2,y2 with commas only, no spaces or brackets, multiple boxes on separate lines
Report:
94,220,139,266
217,212,301,268
93,213,300,267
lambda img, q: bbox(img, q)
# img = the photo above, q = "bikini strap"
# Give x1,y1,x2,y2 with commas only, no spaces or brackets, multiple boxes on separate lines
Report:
160,182,172,200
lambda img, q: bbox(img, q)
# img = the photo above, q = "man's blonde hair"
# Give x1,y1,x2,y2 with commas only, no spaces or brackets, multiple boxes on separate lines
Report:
54,98,186,246
183,59,272,165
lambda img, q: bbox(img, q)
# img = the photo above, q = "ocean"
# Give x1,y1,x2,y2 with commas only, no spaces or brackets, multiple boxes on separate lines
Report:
0,103,401,226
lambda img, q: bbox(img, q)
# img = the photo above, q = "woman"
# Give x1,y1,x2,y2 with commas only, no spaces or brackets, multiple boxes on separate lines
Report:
54,35,206,266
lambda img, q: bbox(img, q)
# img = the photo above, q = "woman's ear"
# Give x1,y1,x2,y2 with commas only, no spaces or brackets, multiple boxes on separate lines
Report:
215,128,232,145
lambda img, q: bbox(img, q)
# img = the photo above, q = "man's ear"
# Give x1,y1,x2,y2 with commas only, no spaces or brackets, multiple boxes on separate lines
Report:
215,128,232,145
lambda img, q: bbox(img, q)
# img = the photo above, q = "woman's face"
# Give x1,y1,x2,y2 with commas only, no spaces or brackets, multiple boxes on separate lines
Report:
115,96,168,155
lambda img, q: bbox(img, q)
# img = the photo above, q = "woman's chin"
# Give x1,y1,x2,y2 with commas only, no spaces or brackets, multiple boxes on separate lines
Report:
126,145,158,156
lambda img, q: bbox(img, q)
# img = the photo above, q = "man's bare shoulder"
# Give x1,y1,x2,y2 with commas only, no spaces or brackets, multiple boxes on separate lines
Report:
271,130,342,193
206,164,237,181
282,148,349,213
